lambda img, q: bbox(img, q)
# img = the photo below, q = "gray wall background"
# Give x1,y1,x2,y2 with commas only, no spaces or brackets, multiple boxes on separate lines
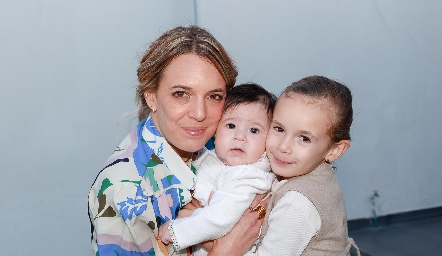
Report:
1,0,441,255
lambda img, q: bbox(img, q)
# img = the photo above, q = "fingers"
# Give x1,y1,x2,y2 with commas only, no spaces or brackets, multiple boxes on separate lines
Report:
190,198,204,209
244,211,264,238
208,190,215,203
160,236,169,244
251,193,267,207
253,205,266,219
249,192,271,212
157,222,172,245
208,209,264,255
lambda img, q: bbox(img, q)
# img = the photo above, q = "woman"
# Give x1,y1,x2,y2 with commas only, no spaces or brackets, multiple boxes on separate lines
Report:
88,25,241,256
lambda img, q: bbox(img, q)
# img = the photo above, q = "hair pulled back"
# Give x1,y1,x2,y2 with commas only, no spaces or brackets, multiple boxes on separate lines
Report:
281,75,353,143
136,26,238,121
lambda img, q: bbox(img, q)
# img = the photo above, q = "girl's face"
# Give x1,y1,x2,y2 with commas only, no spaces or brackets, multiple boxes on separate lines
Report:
266,95,335,179
146,53,227,158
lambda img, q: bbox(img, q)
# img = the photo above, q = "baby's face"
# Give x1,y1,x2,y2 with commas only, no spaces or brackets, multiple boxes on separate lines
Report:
214,102,270,166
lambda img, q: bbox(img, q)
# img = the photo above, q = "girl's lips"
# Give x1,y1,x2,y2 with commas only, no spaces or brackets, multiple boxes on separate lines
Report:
271,154,291,166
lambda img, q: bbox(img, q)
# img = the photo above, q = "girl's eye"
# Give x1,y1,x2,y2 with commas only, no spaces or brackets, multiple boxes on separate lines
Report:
299,135,311,143
249,128,259,134
227,123,235,129
274,126,284,133
173,91,188,98
208,93,224,101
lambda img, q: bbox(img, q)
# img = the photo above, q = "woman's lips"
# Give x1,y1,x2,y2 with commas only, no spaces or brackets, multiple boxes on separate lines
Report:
183,127,206,136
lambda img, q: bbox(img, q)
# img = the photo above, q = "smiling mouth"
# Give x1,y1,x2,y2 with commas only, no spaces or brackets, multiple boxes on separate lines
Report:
272,155,290,165
184,127,206,136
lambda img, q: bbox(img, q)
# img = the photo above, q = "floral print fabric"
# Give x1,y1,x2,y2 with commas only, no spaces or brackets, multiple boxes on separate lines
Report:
88,116,197,256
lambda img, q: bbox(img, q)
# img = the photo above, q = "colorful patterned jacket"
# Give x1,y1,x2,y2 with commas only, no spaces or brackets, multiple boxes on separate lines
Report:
89,116,206,256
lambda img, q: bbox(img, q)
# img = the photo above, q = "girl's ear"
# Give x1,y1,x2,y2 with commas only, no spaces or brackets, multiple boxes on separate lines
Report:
325,140,350,162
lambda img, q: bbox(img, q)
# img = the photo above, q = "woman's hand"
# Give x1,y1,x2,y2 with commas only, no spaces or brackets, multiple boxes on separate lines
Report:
158,221,172,244
208,193,270,256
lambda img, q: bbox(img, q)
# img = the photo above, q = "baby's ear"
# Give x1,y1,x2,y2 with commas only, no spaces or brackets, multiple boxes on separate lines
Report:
326,140,350,162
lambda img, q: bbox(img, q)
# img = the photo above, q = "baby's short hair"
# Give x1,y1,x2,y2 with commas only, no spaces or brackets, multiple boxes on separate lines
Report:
223,83,277,121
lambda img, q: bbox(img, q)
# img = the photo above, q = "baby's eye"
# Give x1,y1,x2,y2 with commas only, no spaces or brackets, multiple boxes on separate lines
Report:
173,91,188,98
249,128,259,134
226,123,236,129
208,93,224,101
274,126,284,133
299,135,311,143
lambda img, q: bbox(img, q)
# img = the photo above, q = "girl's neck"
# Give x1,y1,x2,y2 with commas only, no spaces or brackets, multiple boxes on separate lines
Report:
276,161,329,181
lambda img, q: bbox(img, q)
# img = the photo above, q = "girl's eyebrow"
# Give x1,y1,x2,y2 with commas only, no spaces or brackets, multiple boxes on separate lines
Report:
299,130,313,136
271,119,283,127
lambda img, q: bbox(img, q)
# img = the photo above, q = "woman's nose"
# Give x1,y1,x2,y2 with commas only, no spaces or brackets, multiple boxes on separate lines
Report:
189,98,207,121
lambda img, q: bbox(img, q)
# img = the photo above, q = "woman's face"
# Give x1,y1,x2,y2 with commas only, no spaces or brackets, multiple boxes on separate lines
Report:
146,53,227,158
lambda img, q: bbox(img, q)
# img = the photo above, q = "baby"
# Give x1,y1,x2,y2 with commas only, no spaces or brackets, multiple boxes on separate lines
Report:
158,83,276,254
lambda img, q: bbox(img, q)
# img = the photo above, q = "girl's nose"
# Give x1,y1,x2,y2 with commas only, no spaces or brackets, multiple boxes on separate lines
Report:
277,138,291,154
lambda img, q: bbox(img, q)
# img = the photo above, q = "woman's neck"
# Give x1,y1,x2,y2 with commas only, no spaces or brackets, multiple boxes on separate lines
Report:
170,144,193,164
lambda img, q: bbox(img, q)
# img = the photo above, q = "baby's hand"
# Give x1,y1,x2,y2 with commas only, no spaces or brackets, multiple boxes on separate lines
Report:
158,221,172,244
190,197,204,209
177,198,203,218
178,208,194,218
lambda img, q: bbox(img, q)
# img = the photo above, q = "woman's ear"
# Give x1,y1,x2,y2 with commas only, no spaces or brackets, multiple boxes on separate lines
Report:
144,90,157,112
325,140,350,162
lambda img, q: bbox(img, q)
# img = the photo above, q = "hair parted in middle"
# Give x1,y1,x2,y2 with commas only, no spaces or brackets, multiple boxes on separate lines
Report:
135,25,238,121
223,83,277,121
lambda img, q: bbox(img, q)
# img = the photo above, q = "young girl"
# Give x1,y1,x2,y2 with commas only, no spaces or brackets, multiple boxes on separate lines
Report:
248,75,359,255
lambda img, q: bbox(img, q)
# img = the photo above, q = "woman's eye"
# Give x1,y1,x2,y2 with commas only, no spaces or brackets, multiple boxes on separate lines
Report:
227,123,235,129
250,128,259,134
173,91,188,98
208,94,224,101
299,135,311,143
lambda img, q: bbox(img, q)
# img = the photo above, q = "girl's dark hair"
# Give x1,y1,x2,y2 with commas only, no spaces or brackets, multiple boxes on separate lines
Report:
281,75,353,143
224,83,277,121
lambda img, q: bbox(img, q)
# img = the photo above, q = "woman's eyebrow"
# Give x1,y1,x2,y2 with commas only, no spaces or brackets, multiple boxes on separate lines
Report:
170,84,191,90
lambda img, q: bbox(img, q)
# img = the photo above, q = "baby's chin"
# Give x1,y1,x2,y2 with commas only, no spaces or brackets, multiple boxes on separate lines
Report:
223,157,257,166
